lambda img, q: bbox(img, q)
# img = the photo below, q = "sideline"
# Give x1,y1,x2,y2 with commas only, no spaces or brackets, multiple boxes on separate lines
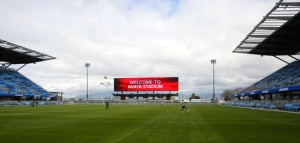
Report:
220,104,300,115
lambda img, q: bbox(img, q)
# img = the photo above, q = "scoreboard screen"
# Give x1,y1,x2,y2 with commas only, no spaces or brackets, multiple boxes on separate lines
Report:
114,77,178,91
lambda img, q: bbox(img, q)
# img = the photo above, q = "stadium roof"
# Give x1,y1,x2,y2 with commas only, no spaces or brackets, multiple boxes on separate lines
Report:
233,0,300,56
0,39,55,64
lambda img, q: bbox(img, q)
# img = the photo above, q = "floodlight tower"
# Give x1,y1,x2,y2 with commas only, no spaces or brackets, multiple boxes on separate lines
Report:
211,59,216,101
85,63,90,100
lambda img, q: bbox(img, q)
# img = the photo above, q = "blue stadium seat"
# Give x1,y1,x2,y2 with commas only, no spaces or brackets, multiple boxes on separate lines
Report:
0,68,51,97
240,61,300,93
284,103,300,112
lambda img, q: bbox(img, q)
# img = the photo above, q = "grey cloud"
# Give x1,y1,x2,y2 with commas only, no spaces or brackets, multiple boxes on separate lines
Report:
2,0,297,99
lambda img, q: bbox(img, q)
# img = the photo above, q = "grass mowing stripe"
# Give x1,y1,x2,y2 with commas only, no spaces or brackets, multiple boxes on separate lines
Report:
1,104,300,143
188,105,228,142
204,105,300,143
111,105,169,143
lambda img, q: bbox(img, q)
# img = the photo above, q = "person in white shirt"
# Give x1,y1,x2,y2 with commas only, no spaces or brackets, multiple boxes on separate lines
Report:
181,100,189,113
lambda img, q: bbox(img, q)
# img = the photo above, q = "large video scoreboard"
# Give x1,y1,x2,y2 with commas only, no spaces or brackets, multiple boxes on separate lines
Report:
114,77,178,91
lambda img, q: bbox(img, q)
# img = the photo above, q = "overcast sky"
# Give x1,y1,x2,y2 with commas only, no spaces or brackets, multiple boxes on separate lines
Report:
1,0,298,99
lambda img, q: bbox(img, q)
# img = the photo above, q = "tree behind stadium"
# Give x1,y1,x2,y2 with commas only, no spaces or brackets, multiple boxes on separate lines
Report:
220,88,245,101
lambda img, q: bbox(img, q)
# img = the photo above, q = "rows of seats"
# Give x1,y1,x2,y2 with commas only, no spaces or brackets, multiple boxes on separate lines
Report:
242,60,300,93
225,101,300,112
284,103,300,112
0,101,63,106
0,68,51,97
225,101,267,109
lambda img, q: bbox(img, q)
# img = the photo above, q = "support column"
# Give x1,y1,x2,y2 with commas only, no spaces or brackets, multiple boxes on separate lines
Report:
152,91,155,100
121,96,126,100
166,95,171,100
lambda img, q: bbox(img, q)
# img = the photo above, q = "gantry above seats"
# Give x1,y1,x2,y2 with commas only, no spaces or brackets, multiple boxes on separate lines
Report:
0,39,55,70
233,0,300,63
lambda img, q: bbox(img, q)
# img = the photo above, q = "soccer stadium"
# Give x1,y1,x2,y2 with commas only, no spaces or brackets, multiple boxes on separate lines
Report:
1,0,300,143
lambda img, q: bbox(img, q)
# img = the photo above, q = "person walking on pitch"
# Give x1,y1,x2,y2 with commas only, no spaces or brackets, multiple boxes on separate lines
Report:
105,101,109,109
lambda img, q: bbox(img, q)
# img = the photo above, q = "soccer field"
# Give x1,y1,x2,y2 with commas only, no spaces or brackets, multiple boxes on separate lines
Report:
1,104,300,143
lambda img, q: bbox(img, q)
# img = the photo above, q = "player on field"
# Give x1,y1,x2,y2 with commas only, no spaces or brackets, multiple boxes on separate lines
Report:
181,100,189,113
105,101,109,109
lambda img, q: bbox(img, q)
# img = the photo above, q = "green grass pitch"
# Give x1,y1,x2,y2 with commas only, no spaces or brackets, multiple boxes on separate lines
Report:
1,104,300,143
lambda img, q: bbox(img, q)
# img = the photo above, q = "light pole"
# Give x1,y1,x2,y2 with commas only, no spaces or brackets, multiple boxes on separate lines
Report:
85,63,90,100
211,59,216,101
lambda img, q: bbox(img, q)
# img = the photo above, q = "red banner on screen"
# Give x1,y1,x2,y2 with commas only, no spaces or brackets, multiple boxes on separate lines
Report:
114,77,178,91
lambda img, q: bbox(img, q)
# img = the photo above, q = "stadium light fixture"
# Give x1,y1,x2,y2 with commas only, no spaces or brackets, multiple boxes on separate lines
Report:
211,59,216,101
85,63,90,100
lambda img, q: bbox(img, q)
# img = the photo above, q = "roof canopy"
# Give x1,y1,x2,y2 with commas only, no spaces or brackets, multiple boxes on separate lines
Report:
233,0,300,56
0,39,55,64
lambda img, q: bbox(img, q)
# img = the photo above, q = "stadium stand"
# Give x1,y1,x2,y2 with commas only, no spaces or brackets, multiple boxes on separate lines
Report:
0,39,55,102
0,67,51,97
224,100,300,112
229,0,300,112
240,60,300,93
